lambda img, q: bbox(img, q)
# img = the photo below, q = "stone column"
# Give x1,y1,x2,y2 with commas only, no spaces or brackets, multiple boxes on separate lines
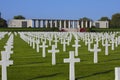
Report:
90,21,92,28
59,20,62,29
81,21,84,28
50,20,52,28
36,20,39,28
45,20,48,28
68,20,71,29
85,21,88,28
64,20,66,28
55,20,57,28
41,20,43,28
72,21,75,28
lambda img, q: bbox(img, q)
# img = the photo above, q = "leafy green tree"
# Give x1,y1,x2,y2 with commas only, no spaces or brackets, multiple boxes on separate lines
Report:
0,18,7,28
99,17,110,21
111,13,120,28
13,15,25,19
79,17,92,21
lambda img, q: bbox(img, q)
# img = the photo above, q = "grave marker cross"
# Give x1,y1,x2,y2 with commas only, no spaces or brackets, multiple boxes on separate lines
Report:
40,42,48,58
64,51,80,80
72,40,81,56
0,51,13,80
48,45,59,65
90,44,101,63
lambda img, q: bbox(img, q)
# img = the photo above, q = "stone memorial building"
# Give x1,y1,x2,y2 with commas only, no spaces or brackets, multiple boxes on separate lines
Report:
8,19,109,29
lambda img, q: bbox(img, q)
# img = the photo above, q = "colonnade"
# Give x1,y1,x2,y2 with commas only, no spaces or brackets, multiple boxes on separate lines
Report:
32,19,93,29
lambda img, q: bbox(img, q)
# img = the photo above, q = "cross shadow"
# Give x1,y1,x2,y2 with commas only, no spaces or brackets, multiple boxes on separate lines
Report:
75,70,113,80
103,58,120,62
29,72,62,80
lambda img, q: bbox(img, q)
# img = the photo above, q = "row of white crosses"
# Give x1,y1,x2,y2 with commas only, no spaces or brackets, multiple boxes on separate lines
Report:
18,32,81,80
19,32,120,64
0,33,14,80
0,32,8,40
18,32,120,80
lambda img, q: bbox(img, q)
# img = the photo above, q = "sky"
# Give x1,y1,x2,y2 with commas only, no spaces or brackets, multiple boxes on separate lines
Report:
0,0,120,21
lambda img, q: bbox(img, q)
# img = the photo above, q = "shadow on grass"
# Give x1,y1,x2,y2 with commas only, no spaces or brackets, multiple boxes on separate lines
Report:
75,70,113,80
103,58,120,62
29,72,62,80
14,62,44,66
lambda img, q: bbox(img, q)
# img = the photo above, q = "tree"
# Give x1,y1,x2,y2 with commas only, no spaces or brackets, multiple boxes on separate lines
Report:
13,15,25,19
110,13,120,28
79,17,92,21
0,18,7,28
99,17,110,21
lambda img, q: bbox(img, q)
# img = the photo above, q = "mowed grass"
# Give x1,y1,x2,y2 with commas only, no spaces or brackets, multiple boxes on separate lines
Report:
0,32,120,80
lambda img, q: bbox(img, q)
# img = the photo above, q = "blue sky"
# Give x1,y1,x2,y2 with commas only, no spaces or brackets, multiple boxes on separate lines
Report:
0,0,120,20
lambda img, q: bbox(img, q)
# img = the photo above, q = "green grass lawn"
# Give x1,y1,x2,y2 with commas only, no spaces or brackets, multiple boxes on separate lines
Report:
0,32,120,80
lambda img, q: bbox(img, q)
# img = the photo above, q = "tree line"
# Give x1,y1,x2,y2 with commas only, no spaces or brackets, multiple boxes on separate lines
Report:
0,13,120,28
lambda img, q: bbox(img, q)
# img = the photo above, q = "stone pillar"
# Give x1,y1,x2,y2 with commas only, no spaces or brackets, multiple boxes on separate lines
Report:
64,20,66,28
55,20,57,28
68,20,71,29
50,20,52,28
81,21,84,28
72,21,75,28
85,21,88,28
41,20,43,28
90,21,92,28
45,20,48,28
59,20,62,29
36,20,39,28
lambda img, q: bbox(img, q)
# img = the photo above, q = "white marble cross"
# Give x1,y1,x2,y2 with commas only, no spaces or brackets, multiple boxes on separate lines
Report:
54,37,59,48
111,37,115,50
0,51,13,80
66,37,70,46
95,37,100,47
32,38,35,49
90,44,101,63
103,39,110,55
115,37,118,47
48,38,52,46
64,51,80,80
115,67,120,80
4,46,13,60
4,46,13,54
87,39,92,51
40,42,48,58
48,45,59,65
62,39,68,52
36,39,40,52
29,37,32,47
72,40,81,56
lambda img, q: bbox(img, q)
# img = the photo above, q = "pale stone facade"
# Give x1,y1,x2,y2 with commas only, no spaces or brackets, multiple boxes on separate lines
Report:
8,19,109,29
8,19,32,28
94,21,109,28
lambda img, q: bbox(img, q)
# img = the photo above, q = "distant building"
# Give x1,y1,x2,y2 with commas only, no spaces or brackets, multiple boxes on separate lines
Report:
8,19,109,29
8,19,32,28
93,21,109,28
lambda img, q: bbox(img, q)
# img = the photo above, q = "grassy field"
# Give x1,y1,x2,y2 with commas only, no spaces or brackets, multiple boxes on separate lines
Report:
0,32,120,80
